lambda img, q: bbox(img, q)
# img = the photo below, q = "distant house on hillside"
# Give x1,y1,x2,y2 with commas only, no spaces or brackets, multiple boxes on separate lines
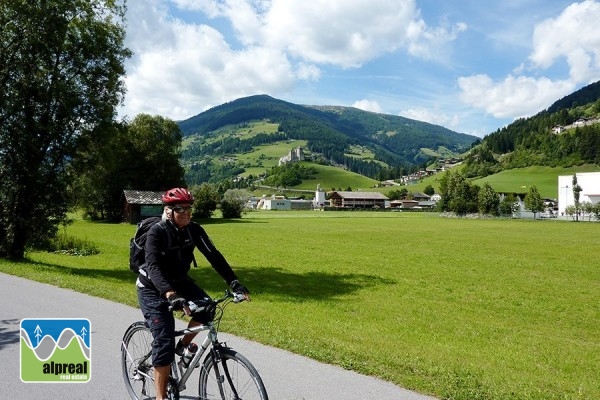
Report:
122,190,163,224
328,191,388,209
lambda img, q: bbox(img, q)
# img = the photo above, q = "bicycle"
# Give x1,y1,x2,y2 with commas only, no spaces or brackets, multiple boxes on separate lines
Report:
121,290,269,400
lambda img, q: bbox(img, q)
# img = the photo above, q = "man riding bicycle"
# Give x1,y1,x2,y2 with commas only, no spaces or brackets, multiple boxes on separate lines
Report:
136,187,250,400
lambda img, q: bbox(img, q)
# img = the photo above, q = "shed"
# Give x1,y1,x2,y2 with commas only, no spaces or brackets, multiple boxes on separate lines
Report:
328,191,388,208
122,190,164,224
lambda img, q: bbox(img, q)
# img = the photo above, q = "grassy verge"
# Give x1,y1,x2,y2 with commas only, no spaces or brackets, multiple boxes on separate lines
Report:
1,211,598,399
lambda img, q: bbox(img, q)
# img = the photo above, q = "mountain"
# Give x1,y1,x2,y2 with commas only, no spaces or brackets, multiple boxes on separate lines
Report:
461,80,600,179
546,80,600,113
177,95,478,185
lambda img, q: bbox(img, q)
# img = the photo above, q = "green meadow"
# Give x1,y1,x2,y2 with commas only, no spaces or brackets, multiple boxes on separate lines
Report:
1,211,599,399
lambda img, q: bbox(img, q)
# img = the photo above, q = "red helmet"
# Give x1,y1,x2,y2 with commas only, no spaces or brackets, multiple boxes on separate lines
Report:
162,187,194,205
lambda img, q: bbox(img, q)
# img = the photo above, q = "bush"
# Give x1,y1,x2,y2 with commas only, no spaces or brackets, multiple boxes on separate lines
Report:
49,232,99,256
220,189,249,219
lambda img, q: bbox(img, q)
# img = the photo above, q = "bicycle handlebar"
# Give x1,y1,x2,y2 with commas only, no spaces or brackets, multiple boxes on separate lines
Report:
168,290,248,313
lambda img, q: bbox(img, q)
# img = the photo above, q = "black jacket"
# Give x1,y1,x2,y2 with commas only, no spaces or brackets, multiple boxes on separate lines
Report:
140,219,237,297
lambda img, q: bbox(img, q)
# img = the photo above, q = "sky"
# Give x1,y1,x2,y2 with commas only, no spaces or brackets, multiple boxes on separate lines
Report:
119,0,600,138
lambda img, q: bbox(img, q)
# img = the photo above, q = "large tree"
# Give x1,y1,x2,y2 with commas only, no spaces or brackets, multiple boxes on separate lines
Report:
72,114,185,221
0,0,131,259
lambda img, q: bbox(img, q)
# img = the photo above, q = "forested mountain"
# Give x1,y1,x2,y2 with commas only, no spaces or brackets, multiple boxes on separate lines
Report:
177,95,477,185
462,80,600,178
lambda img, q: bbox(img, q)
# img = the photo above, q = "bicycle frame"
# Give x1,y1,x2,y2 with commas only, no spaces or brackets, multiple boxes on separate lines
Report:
169,319,223,392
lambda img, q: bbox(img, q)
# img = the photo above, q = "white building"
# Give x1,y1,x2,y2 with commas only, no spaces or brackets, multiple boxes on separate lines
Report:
257,196,291,210
313,184,326,208
557,172,600,216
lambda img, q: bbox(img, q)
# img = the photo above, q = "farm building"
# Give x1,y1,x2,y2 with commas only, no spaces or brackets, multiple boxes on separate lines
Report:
557,172,600,217
257,196,292,210
328,191,388,209
122,190,164,224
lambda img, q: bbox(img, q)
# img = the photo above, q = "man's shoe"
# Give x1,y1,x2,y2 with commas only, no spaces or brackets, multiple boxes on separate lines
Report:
175,340,185,356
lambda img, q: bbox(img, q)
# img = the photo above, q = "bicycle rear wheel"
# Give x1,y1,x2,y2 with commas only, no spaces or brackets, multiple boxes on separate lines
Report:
121,321,157,400
198,347,268,400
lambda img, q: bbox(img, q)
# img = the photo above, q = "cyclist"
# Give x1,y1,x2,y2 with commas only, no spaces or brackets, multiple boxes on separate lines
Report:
136,187,250,400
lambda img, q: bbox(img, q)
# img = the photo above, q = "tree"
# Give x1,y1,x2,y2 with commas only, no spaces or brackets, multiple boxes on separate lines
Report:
581,201,594,222
524,185,544,218
0,0,131,258
478,183,499,215
572,173,582,222
220,189,249,219
438,170,479,215
191,183,220,219
70,121,130,220
123,114,185,190
423,184,435,196
72,114,185,221
499,193,518,217
592,203,600,222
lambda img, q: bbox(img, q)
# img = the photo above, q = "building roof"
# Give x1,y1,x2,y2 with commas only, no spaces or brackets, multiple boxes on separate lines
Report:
330,191,388,199
123,190,164,205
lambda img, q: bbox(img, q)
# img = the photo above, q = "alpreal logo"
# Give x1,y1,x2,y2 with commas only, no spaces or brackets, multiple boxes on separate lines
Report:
20,318,91,383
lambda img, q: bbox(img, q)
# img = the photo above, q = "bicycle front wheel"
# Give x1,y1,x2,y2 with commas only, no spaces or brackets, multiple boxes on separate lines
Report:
121,321,157,400
198,347,268,400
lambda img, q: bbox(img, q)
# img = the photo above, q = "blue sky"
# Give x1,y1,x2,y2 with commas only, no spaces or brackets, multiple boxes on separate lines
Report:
120,0,600,138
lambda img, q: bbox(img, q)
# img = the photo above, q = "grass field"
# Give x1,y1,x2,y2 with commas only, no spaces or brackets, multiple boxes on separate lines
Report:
1,211,599,399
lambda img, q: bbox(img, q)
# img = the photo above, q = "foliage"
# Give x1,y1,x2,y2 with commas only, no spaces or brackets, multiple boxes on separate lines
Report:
524,185,544,217
0,0,130,259
438,170,480,215
220,189,249,218
423,184,435,196
49,231,99,256
71,114,185,221
478,183,500,215
191,183,220,219
498,193,518,217
387,187,409,200
263,163,318,187
572,173,582,221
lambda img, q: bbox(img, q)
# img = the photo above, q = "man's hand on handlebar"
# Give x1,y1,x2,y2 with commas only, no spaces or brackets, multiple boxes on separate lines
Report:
229,280,250,301
167,293,191,315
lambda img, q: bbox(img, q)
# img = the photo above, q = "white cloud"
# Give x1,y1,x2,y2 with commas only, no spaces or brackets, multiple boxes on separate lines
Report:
399,108,460,129
457,74,573,119
352,100,383,113
529,0,600,83
192,0,465,67
457,1,600,121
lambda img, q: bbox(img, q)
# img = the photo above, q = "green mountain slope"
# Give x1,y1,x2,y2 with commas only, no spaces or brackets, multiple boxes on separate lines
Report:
461,80,600,180
177,95,478,186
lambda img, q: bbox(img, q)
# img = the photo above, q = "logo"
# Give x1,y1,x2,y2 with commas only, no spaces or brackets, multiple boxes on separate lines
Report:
20,318,91,383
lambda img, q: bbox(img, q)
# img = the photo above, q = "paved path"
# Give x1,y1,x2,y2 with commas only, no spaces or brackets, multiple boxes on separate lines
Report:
0,272,437,400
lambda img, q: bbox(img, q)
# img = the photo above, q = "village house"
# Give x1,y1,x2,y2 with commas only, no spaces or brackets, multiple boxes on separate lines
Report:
328,191,388,209
122,190,163,224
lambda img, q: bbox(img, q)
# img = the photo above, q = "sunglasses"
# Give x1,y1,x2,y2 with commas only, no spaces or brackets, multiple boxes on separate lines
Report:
171,206,193,214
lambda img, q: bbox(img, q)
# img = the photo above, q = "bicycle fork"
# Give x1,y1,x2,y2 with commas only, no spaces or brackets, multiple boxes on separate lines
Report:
210,347,242,400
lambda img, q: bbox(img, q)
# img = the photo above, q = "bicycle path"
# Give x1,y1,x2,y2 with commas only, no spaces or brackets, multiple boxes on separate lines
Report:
0,272,438,400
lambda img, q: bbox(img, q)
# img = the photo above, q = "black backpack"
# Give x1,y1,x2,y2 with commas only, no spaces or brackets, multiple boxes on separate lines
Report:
129,217,196,274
